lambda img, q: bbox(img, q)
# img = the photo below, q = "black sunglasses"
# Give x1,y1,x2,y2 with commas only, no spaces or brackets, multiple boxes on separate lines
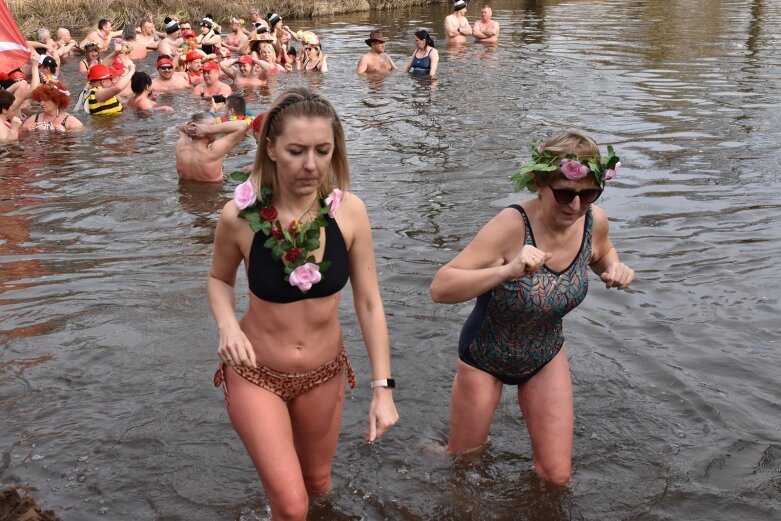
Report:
549,187,603,205
159,66,173,70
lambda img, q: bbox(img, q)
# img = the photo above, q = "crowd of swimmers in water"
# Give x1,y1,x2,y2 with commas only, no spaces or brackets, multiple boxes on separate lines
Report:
0,2,500,179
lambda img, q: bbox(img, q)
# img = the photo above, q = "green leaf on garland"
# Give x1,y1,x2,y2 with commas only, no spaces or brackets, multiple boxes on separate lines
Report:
230,170,250,182
318,260,331,272
302,238,320,251
259,220,272,235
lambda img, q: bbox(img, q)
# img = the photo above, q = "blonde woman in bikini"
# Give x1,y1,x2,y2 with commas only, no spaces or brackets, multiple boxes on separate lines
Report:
210,88,398,519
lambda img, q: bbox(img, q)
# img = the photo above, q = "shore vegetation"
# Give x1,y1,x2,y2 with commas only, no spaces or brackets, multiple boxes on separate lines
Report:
9,0,441,37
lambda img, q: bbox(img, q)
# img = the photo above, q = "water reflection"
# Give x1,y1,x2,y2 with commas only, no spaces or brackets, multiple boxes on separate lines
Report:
177,180,228,245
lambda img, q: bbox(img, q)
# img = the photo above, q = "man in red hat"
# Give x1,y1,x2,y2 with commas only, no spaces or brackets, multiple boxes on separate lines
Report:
192,61,231,99
218,54,264,87
86,61,134,115
357,30,396,75
151,56,191,91
184,49,207,85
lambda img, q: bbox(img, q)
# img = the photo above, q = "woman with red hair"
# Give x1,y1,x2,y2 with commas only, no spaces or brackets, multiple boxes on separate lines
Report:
22,81,83,132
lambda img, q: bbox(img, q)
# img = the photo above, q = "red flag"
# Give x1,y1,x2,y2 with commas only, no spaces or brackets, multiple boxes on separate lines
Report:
0,0,28,74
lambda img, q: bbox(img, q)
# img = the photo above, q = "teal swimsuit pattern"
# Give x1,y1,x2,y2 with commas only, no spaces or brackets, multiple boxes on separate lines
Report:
458,204,593,385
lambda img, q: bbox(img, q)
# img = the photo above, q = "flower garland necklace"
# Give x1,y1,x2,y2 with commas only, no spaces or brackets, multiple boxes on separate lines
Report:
230,171,343,293
509,142,621,193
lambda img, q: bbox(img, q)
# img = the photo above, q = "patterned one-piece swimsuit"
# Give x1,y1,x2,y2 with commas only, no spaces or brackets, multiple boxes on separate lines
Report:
458,204,593,385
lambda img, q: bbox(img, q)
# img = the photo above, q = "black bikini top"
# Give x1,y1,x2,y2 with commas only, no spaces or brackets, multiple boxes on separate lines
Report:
247,215,350,303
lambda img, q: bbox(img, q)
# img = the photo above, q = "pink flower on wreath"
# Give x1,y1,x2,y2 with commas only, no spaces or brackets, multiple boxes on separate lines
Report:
324,188,343,218
559,159,590,180
605,161,621,181
233,181,257,210
289,263,322,292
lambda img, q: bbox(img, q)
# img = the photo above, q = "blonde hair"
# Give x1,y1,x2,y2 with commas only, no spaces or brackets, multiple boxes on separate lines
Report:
251,88,349,199
535,130,600,186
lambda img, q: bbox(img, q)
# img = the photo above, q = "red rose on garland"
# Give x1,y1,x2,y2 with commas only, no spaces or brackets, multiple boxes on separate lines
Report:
285,248,301,262
260,206,278,222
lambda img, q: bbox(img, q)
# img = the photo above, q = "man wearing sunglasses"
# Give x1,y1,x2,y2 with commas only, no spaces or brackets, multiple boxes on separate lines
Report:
431,131,634,486
151,57,192,92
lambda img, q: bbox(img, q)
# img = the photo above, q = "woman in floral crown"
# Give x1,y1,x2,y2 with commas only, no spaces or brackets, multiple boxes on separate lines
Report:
209,87,399,519
430,130,634,485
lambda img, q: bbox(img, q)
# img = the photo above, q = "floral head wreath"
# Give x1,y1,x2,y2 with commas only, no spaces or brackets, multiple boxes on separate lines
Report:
509,143,621,193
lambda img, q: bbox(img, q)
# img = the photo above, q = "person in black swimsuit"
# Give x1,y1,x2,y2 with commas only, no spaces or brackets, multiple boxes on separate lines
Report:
431,131,634,485
197,15,221,56
208,87,398,519
403,29,439,77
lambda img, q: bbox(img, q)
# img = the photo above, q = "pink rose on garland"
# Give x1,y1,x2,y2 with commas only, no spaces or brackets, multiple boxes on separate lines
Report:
324,188,343,218
605,161,621,180
289,263,322,292
233,181,256,210
559,159,590,180
260,206,278,222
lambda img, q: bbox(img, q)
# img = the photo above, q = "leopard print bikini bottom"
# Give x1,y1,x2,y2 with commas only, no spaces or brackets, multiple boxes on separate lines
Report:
214,349,356,404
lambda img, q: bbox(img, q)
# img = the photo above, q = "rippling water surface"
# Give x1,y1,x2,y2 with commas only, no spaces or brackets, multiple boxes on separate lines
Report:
2,1,780,519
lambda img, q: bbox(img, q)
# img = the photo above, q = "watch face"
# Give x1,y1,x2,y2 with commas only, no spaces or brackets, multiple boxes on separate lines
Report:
386,378,396,389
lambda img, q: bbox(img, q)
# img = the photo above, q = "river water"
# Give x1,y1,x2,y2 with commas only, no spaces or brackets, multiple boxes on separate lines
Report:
2,0,780,519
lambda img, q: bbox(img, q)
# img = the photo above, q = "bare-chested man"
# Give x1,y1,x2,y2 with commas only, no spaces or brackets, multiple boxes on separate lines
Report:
223,18,249,55
219,55,266,87
244,7,269,37
192,61,232,99
55,28,77,58
445,1,473,44
176,113,249,182
136,19,160,51
472,6,500,44
151,57,191,91
80,19,122,52
157,17,182,57
356,30,396,75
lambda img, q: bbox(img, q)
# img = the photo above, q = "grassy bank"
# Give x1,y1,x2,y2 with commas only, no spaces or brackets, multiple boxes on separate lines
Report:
9,0,443,37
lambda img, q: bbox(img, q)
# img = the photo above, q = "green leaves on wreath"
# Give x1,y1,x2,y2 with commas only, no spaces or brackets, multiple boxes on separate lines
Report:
230,170,250,182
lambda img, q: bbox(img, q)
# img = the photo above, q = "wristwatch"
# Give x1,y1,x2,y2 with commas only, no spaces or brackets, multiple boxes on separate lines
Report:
371,378,396,389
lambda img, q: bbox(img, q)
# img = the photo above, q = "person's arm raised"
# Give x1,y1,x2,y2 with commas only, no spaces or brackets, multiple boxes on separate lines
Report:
207,120,250,159
430,207,550,303
94,62,135,102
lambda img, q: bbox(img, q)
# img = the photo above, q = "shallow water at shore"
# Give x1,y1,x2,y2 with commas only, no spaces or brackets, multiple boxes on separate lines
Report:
2,0,781,519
